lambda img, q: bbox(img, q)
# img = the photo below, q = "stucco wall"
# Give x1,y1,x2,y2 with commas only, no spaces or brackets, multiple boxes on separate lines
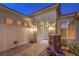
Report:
0,23,33,52
0,7,34,52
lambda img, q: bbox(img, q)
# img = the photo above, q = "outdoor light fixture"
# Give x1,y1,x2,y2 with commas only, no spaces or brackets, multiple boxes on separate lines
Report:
48,26,55,32
32,28,37,32
30,25,37,33
48,23,55,32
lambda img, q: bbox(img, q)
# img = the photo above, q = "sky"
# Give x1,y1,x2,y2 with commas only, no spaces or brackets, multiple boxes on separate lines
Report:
60,3,79,15
0,3,79,16
0,3,53,16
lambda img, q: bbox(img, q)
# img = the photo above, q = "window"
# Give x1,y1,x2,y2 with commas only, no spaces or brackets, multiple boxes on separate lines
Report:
17,20,22,26
5,18,13,24
60,20,75,40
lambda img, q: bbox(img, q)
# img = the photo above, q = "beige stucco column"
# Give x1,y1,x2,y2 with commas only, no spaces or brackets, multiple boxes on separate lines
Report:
75,19,79,44
75,12,79,44
56,20,61,35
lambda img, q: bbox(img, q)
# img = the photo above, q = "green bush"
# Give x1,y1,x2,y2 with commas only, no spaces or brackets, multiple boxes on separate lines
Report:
61,39,68,47
69,44,79,55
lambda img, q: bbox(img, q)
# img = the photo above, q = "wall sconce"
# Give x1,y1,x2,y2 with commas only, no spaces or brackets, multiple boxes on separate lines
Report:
31,28,37,32
33,28,37,32
30,25,37,33
48,26,55,32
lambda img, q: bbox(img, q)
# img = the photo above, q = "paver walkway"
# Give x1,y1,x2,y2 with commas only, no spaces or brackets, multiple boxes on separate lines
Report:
0,40,48,56
0,39,75,56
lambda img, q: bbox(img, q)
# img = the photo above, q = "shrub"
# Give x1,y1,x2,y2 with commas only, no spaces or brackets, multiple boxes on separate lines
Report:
61,39,68,47
69,44,79,55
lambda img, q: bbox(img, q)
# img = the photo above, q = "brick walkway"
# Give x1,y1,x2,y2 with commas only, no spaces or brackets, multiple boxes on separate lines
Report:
0,39,75,56
0,40,48,56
